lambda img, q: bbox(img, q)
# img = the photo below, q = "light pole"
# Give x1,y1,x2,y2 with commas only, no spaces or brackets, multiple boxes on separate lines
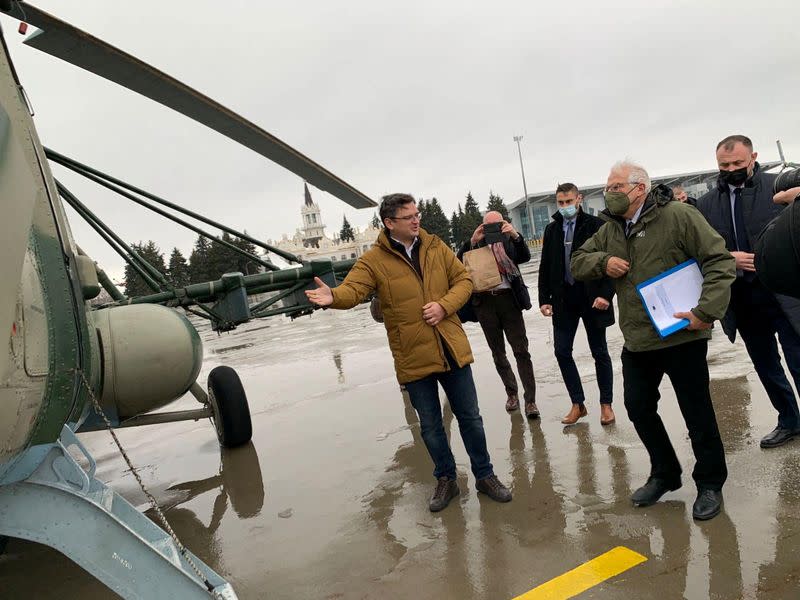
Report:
513,135,534,239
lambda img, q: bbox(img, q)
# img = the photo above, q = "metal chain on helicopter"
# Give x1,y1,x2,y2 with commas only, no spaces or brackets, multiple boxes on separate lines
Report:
74,369,223,597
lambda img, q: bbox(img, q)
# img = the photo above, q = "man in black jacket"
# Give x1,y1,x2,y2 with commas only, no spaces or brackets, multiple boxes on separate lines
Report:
697,135,800,448
458,211,538,418
538,183,616,425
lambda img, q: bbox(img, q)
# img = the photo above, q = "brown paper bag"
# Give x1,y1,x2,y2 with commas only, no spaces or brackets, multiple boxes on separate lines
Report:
463,246,502,292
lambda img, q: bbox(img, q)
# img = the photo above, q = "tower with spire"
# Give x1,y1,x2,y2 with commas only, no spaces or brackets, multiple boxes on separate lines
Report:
300,182,325,248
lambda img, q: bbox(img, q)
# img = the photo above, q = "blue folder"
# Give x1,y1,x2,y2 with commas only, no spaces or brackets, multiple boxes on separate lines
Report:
635,259,701,338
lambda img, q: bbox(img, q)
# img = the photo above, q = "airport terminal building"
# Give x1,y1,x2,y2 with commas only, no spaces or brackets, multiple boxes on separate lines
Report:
507,162,781,241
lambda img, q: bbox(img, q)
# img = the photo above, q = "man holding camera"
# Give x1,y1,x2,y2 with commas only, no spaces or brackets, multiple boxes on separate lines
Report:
697,135,800,449
305,193,512,513
458,211,538,418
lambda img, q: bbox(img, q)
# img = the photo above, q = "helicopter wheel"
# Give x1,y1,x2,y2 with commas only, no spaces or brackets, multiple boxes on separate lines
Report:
207,366,253,448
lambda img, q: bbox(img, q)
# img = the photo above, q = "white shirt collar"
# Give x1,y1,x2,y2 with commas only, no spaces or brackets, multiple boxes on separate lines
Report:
390,235,418,259
626,204,644,226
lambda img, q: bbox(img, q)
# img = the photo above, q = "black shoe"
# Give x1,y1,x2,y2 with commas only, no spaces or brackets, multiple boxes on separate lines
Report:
429,477,459,512
476,474,512,503
693,489,723,521
760,426,800,449
630,477,681,507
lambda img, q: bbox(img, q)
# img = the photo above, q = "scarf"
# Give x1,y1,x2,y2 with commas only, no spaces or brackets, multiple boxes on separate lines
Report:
490,241,520,278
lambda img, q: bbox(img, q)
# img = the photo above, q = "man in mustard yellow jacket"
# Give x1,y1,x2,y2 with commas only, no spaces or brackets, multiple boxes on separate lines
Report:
306,193,512,512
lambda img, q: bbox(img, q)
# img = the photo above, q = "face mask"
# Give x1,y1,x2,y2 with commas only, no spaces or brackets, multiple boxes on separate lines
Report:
558,205,577,219
719,166,749,187
604,191,632,216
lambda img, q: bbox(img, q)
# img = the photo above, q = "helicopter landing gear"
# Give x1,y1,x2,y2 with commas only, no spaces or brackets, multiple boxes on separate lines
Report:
208,366,253,448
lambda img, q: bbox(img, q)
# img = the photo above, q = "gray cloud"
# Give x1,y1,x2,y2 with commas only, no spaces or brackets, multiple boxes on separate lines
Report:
4,0,798,282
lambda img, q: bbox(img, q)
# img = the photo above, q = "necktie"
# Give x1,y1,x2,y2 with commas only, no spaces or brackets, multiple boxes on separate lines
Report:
732,188,751,252
625,221,633,237
564,220,575,285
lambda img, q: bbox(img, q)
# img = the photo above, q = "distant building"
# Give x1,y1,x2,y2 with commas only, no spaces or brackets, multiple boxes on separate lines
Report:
268,183,380,262
507,162,782,240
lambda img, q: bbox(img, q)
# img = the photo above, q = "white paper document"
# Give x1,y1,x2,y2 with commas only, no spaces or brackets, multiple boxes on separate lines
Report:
636,259,704,337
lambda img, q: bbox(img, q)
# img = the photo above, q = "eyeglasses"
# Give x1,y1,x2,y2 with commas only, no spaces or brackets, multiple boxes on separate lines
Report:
390,212,422,222
603,182,640,196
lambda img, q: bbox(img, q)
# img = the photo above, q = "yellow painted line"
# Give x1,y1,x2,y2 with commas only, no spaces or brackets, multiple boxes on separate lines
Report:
513,546,647,600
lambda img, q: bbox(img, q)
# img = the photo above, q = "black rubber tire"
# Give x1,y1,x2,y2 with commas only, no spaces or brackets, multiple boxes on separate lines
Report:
0,535,8,555
208,366,252,448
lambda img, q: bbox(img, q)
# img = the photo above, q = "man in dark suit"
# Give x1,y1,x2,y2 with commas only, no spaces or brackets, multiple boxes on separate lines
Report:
538,183,616,425
697,135,800,448
458,211,538,418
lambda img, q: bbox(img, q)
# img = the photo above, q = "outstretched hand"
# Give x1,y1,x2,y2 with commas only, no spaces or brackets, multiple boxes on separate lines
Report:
304,277,334,307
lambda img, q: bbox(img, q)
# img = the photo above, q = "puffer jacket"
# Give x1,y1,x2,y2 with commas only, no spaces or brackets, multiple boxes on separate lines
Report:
330,228,474,383
571,184,736,352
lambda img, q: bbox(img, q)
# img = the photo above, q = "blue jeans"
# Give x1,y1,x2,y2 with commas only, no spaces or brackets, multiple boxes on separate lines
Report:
405,361,494,481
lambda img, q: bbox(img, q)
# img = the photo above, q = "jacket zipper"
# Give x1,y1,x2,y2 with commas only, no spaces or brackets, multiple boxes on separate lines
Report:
383,240,450,372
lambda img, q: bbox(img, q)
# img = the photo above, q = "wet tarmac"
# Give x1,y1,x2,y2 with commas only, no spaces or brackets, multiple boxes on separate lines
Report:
1,259,800,599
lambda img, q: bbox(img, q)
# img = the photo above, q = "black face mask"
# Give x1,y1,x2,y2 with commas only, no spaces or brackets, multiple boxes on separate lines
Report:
719,166,749,187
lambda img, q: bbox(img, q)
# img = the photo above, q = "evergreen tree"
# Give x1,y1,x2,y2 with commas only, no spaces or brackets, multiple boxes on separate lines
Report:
207,232,243,279
123,240,166,297
339,215,355,242
450,203,464,248
232,233,261,275
168,247,190,287
424,197,451,241
371,212,381,229
188,235,213,284
487,191,511,222
417,198,429,226
460,192,483,244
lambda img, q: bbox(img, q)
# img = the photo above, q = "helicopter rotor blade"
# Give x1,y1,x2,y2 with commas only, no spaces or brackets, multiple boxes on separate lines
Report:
4,2,376,208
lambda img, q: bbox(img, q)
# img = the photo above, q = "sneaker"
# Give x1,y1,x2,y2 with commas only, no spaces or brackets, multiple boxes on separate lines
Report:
505,394,520,412
429,477,459,512
476,474,512,503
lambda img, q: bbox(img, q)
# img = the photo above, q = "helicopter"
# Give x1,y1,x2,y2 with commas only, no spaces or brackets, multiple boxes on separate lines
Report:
0,2,375,598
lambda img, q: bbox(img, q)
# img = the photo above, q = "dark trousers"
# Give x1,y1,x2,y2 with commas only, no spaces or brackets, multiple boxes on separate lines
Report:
621,339,727,491
405,351,494,481
731,279,800,430
553,290,613,405
473,291,536,402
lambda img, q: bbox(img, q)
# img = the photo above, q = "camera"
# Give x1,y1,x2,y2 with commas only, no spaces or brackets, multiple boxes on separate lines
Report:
483,222,504,245
773,167,800,195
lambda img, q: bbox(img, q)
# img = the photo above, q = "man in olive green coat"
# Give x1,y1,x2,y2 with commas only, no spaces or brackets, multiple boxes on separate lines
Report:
571,161,736,521
306,193,511,512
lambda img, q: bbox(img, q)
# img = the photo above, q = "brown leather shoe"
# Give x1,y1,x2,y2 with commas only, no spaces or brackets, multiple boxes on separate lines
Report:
600,404,616,425
525,401,540,419
505,394,519,412
476,474,512,502
561,403,588,425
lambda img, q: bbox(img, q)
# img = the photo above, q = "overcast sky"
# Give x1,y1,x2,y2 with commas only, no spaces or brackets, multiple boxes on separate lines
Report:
2,1,798,282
